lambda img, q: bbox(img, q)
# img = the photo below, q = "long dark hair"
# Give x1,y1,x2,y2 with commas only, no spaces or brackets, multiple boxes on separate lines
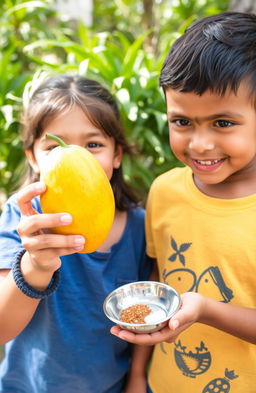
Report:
21,74,140,210
160,12,256,100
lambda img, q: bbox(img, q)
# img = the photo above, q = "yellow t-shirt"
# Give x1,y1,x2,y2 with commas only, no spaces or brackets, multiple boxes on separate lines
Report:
146,166,256,393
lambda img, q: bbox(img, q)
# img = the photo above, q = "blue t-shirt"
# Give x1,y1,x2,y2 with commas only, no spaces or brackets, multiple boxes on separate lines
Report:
0,195,151,393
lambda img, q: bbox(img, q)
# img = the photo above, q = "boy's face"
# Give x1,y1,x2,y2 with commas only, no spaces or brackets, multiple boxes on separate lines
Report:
165,83,256,196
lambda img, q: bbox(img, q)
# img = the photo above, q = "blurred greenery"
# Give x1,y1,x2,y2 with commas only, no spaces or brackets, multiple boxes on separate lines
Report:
0,0,229,211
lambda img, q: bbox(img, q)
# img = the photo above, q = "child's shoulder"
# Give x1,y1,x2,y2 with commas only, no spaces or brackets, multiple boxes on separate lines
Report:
151,165,188,191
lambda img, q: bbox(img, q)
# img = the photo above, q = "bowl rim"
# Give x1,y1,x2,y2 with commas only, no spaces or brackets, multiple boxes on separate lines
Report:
103,281,181,327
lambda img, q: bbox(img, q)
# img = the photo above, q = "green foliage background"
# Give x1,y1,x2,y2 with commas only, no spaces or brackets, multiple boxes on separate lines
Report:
0,0,229,211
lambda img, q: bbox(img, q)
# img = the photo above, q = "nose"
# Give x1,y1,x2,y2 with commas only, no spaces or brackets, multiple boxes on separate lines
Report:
188,131,214,153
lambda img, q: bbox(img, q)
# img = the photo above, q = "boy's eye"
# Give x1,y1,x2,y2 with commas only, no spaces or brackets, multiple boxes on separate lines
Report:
215,120,233,128
171,119,191,126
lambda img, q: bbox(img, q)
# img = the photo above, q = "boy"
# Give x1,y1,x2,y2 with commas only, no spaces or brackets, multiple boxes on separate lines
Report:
111,12,256,393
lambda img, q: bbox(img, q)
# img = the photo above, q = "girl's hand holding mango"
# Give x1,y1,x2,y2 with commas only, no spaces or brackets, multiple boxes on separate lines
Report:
16,181,85,275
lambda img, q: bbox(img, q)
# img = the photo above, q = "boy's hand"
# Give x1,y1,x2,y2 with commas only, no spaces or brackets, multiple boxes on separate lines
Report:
16,182,85,273
111,292,205,345
110,324,177,345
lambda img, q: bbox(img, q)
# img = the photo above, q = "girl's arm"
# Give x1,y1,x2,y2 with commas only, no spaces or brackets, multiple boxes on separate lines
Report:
0,267,43,344
111,292,256,345
0,182,85,345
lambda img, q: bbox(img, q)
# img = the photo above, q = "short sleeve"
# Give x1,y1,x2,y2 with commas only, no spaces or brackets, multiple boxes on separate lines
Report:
0,194,41,268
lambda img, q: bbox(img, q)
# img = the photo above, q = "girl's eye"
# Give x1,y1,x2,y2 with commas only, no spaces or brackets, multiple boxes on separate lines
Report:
215,120,233,128
87,142,102,148
46,145,58,151
171,119,191,127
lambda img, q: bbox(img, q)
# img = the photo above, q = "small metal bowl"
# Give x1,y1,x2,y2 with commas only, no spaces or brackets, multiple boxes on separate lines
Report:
103,281,181,334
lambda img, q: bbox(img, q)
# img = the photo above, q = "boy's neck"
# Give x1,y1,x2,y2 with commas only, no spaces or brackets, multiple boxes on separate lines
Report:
193,175,256,199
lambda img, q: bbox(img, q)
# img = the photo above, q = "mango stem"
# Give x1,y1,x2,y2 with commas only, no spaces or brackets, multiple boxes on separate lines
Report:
45,133,68,148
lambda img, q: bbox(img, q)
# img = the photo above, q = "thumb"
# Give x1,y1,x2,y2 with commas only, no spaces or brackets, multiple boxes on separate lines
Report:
168,307,189,330
168,317,180,330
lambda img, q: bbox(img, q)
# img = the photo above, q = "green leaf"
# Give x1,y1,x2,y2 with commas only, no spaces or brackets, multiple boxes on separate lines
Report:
5,1,50,16
121,31,150,77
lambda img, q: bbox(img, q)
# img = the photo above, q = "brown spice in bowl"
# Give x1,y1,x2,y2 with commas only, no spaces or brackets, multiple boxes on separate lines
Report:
119,304,152,324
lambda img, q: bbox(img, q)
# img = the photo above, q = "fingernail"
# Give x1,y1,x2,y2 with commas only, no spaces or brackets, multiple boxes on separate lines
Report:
74,245,85,251
74,236,85,245
60,214,72,224
172,320,179,330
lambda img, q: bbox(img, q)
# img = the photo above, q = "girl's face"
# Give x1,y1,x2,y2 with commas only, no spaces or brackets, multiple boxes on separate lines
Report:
165,82,256,197
26,105,122,181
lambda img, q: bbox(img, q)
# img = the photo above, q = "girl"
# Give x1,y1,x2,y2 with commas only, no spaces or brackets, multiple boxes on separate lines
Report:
0,74,152,393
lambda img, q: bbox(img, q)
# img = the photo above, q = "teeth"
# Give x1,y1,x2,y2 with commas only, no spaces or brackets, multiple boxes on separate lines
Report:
196,159,220,166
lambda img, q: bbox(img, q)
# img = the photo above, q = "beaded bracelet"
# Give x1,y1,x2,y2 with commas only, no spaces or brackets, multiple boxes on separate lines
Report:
12,249,60,299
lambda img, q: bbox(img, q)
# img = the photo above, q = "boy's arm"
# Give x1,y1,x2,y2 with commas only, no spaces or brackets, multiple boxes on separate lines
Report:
196,294,256,344
168,292,256,344
124,345,153,393
124,259,157,393
148,258,159,281
111,292,256,345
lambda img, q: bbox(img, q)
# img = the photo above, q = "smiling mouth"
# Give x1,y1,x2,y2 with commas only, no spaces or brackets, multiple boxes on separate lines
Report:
191,158,225,171
194,159,224,166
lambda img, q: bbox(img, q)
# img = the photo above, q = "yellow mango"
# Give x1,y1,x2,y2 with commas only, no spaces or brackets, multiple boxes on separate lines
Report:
40,134,115,253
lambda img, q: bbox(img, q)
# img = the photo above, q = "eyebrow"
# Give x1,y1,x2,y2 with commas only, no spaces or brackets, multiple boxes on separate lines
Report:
40,131,105,144
167,111,244,123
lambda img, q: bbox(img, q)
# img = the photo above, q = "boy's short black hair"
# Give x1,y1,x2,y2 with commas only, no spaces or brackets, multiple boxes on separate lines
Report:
160,12,256,98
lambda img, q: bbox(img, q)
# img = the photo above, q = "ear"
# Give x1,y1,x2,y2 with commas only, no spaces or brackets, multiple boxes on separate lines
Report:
25,149,40,174
113,145,123,169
